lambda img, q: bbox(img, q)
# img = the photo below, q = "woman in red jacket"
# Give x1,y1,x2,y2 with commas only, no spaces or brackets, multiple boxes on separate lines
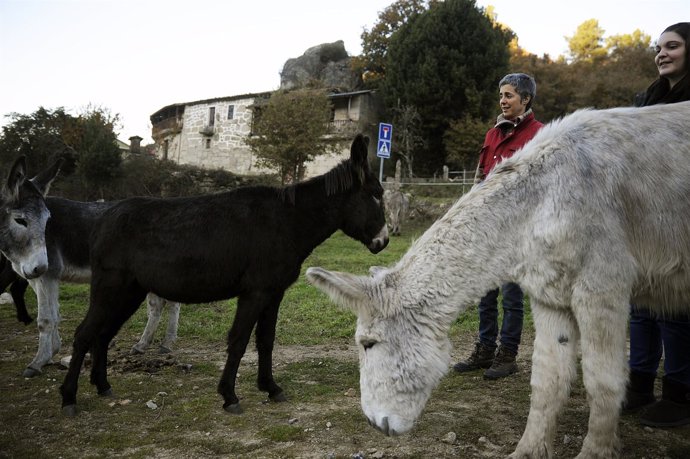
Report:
454,73,543,379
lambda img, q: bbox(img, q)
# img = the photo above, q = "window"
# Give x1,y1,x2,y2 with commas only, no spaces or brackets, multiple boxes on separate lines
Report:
227,105,235,120
208,107,216,127
163,139,169,160
205,138,211,149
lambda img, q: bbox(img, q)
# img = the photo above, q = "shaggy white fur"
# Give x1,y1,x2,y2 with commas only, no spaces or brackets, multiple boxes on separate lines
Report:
307,101,690,458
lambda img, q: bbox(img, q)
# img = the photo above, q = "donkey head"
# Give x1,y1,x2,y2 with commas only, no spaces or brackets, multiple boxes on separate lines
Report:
305,266,449,436
0,157,62,279
338,134,388,254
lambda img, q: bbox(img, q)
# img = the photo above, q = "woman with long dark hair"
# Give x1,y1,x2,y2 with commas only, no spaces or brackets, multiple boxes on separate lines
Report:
625,22,690,428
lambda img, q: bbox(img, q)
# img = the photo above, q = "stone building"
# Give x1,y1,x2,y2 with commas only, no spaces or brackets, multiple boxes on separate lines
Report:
149,41,383,177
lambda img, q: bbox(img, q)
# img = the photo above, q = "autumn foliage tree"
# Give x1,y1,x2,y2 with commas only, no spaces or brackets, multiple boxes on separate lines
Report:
245,89,335,184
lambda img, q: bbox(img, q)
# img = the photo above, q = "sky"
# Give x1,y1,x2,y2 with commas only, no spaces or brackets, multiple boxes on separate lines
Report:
1,0,687,144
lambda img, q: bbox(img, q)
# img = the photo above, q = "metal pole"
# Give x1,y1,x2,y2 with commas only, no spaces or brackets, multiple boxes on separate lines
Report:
379,157,384,182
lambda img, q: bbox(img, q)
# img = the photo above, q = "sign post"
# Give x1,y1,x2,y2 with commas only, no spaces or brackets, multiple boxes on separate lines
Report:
377,122,393,182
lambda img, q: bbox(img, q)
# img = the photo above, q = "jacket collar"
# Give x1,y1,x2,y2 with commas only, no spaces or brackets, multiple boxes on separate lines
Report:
495,109,534,130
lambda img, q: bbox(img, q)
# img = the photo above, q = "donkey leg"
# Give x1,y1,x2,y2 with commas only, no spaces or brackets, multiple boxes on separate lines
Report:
131,293,163,354
218,292,264,414
91,286,147,395
10,277,32,325
0,257,26,324
60,317,96,416
571,299,628,459
61,278,146,415
160,300,180,353
510,303,579,459
24,278,61,377
255,292,286,402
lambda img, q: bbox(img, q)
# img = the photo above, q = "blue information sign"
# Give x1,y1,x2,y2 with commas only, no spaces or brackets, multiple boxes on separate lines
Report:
377,122,393,158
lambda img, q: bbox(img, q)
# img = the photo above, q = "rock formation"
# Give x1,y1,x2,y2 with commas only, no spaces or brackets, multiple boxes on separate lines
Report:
280,40,362,92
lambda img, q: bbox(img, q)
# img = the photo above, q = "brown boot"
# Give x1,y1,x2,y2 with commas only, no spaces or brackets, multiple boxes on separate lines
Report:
453,342,495,373
640,376,690,427
483,346,517,380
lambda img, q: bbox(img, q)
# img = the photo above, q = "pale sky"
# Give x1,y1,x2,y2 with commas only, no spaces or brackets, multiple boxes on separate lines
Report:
1,0,687,144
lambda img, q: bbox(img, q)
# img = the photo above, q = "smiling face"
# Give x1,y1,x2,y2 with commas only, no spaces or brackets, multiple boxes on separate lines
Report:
499,84,529,120
655,30,688,87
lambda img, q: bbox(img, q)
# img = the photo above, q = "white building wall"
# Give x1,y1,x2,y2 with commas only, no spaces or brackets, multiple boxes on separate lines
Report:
172,97,266,174
154,93,378,178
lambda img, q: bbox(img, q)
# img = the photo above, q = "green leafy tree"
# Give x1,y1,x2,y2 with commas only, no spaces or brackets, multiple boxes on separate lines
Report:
606,29,651,54
74,106,122,198
0,107,78,174
567,19,607,62
0,106,122,199
382,0,512,173
443,114,491,170
354,0,435,88
245,89,335,184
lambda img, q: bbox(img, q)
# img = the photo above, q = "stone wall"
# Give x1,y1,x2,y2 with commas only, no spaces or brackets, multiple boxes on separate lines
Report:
172,96,265,174
151,92,382,178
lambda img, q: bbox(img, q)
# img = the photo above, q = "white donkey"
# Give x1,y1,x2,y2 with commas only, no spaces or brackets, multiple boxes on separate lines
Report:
307,101,690,458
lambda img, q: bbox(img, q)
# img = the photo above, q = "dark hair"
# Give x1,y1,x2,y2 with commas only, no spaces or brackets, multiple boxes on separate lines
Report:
639,22,690,106
499,73,537,110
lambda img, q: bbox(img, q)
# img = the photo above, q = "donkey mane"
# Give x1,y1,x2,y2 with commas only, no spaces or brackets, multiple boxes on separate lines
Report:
279,158,362,205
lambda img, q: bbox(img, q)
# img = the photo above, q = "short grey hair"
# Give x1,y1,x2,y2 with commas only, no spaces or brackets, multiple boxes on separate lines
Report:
499,73,537,110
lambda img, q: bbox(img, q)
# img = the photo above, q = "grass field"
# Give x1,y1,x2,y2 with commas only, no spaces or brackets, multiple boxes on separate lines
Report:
1,216,688,458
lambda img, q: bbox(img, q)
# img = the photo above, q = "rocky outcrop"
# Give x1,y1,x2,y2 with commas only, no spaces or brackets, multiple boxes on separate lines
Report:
280,40,361,92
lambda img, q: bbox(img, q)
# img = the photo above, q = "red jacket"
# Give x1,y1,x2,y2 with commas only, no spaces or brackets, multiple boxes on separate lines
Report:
476,112,543,180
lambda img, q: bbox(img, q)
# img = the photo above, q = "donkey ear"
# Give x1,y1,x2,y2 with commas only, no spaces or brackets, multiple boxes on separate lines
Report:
306,267,371,313
30,157,63,196
4,156,28,201
350,134,370,167
368,265,389,278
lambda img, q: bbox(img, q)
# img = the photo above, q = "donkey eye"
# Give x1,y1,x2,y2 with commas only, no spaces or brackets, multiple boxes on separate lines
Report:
14,217,28,227
361,339,378,350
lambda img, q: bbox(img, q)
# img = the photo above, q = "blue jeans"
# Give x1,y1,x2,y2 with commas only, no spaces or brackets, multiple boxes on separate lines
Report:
478,282,524,354
629,305,690,385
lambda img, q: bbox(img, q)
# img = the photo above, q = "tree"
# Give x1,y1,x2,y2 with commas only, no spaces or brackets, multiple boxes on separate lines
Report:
354,0,435,89
509,52,580,122
391,104,424,177
245,89,335,184
0,106,123,199
382,0,512,173
567,19,607,62
606,29,651,54
0,107,77,174
74,106,122,197
443,114,491,170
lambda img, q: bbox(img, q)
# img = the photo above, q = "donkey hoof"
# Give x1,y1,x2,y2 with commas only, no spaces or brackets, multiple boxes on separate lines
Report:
98,388,114,397
62,404,78,417
158,346,173,354
130,346,145,355
22,367,41,378
270,391,287,403
223,403,243,415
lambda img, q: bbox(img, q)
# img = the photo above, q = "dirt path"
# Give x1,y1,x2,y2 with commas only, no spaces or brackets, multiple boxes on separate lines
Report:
1,317,689,458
